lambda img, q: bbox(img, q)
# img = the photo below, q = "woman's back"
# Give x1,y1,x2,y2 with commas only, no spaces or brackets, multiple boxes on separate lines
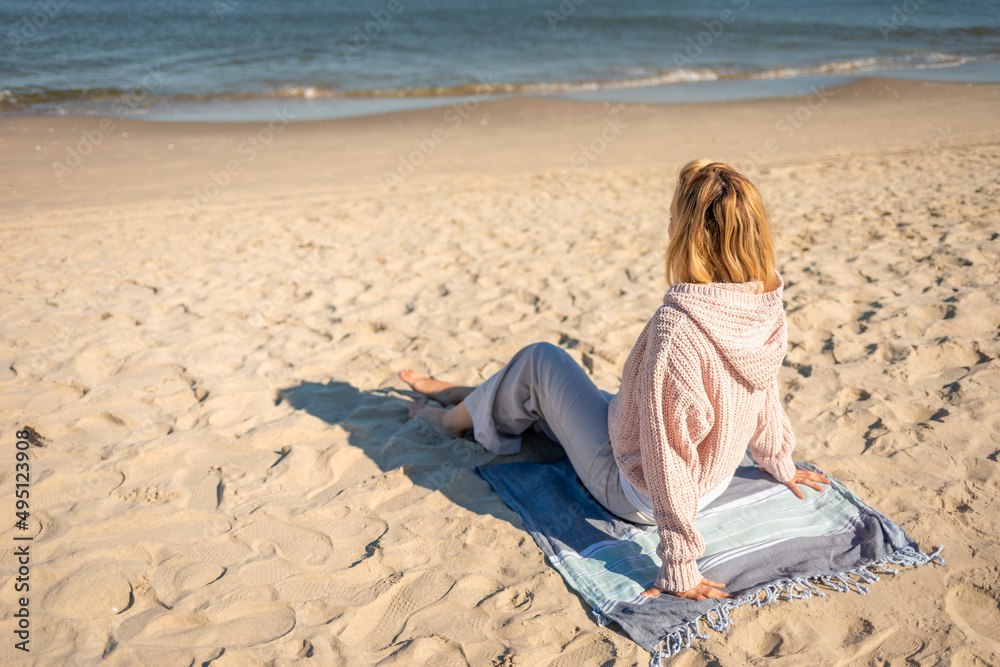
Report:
605,160,802,595
610,278,791,484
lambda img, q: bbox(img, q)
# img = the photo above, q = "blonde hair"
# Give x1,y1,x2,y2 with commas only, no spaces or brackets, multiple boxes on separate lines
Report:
666,159,777,290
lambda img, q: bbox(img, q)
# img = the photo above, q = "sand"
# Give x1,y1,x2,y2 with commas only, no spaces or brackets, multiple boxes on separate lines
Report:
1,78,999,666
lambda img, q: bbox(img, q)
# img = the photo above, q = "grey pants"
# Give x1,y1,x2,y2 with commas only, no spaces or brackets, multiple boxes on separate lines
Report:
464,342,655,525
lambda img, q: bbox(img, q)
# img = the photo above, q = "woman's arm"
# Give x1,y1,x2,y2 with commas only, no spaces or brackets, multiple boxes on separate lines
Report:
748,377,798,483
633,353,720,597
751,378,831,495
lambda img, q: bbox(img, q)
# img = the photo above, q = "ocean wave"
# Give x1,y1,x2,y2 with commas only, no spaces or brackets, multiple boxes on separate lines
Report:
749,53,973,79
0,87,162,111
1,52,996,114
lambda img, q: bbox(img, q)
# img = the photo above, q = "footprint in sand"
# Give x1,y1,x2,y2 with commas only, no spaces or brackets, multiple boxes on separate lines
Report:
300,511,388,545
404,601,491,645
237,557,299,588
372,635,469,667
21,381,86,414
274,570,400,606
127,598,296,648
152,555,227,606
757,620,820,657
307,445,384,505
547,634,617,667
374,484,436,514
903,341,982,378
946,581,1000,650
41,561,134,619
860,628,927,665
340,570,455,651
199,392,273,429
236,517,335,565
180,533,255,568
32,469,125,509
173,466,224,512
169,560,226,589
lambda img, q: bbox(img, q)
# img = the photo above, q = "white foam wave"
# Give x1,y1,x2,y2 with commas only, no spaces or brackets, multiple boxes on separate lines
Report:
749,53,971,80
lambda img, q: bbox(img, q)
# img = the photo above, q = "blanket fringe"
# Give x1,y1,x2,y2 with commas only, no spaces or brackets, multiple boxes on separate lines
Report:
591,604,612,627
647,545,945,667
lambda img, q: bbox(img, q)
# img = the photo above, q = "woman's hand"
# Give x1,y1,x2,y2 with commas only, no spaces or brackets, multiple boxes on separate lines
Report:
641,578,732,601
758,466,831,499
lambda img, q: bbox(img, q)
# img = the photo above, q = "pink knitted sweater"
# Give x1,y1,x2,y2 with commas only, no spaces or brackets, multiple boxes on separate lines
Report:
607,274,798,595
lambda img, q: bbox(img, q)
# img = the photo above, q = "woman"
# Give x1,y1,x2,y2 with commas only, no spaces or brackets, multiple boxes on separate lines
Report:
401,159,830,602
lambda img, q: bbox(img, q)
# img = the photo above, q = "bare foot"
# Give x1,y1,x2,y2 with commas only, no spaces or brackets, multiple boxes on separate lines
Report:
398,370,475,406
399,370,456,396
408,401,466,438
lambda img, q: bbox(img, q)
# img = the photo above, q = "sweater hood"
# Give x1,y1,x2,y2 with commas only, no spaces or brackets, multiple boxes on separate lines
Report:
663,273,787,390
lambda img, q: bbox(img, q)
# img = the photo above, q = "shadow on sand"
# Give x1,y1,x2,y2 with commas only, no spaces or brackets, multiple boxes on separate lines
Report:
277,379,650,643
278,379,565,525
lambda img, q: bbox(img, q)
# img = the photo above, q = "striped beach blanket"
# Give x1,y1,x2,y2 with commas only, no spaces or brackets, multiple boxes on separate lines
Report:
475,454,943,664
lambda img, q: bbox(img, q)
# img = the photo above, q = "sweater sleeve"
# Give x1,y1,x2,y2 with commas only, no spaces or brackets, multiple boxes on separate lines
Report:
638,355,710,595
749,377,797,483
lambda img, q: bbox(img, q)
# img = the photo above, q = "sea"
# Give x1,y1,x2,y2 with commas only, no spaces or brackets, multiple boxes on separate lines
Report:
2,0,999,121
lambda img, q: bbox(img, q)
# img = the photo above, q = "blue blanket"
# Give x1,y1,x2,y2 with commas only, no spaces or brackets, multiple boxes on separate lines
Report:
475,455,943,664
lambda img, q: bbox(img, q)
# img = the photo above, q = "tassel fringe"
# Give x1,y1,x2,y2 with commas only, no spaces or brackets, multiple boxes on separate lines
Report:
648,545,945,666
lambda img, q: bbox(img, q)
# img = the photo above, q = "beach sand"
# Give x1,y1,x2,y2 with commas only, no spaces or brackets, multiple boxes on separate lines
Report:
1,78,999,666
